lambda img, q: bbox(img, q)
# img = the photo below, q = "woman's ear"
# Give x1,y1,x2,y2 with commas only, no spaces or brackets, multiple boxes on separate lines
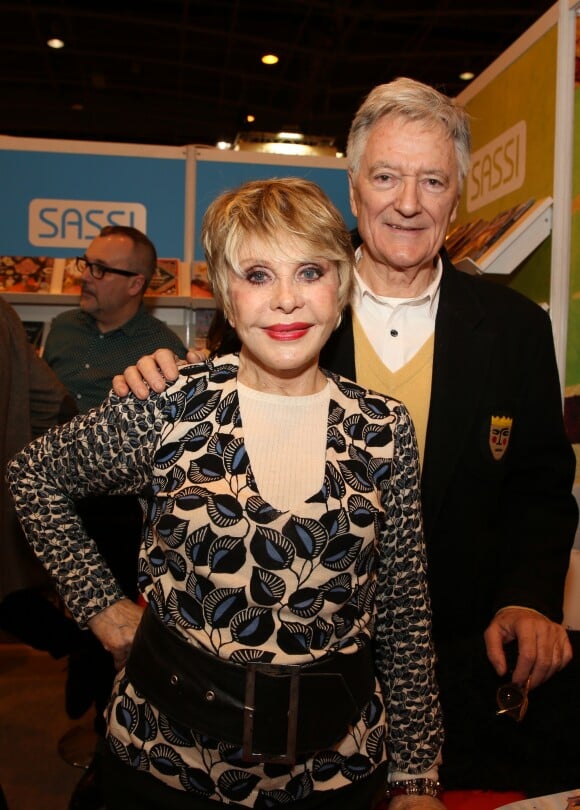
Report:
223,307,235,328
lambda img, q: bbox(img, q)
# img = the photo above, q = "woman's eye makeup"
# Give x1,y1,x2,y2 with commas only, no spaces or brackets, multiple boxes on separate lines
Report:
237,259,330,284
240,266,270,284
300,264,324,280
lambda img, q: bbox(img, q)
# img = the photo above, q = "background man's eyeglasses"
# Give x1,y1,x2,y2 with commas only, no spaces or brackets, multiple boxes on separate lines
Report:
496,676,531,722
75,256,140,280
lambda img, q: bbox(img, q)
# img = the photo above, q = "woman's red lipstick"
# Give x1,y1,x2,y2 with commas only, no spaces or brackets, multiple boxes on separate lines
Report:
264,323,311,340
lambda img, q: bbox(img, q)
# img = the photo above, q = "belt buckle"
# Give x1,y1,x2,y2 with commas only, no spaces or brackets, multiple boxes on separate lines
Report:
243,662,300,765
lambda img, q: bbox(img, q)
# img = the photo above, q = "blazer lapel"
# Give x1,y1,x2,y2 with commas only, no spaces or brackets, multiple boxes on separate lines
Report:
320,265,496,537
421,263,494,533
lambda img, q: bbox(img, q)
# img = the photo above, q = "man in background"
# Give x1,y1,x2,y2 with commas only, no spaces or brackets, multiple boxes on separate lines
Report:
44,224,187,411
44,225,188,810
0,296,77,650
117,79,579,797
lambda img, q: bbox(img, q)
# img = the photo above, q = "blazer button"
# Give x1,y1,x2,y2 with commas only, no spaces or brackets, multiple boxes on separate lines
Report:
205,690,216,702
170,674,179,686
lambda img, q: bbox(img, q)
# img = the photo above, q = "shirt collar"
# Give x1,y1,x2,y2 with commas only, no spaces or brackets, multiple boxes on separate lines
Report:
81,304,147,336
354,246,443,316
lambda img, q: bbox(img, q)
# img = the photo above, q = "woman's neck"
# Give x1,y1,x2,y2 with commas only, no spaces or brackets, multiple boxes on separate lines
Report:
237,352,326,396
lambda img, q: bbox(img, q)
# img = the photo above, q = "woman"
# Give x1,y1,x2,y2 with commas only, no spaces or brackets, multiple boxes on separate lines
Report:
8,178,445,809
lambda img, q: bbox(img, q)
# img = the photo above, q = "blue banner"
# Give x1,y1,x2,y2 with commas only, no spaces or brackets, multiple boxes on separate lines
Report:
0,147,186,258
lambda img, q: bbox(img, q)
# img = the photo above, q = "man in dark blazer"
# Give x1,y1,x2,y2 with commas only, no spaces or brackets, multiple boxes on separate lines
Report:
114,78,579,795
321,252,579,791
324,77,579,794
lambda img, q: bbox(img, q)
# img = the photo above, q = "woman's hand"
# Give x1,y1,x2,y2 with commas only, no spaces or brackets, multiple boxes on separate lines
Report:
111,348,208,399
388,796,446,809
87,599,144,670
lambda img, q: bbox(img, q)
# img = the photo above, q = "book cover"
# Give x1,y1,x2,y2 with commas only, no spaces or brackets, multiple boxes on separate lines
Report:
446,199,536,264
0,256,54,293
145,258,180,297
191,261,213,299
60,257,82,295
22,321,49,353
60,256,182,296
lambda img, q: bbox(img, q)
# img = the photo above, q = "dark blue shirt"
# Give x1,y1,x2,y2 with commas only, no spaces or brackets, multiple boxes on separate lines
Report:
43,305,187,412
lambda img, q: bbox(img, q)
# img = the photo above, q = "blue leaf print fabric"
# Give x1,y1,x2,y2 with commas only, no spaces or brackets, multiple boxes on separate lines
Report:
7,353,442,806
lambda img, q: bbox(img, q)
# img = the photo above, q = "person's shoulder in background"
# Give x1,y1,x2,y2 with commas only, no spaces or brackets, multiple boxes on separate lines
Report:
45,308,85,328
135,310,189,359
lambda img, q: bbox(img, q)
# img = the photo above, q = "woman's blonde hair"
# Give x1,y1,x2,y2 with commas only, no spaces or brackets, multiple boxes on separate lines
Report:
201,177,355,317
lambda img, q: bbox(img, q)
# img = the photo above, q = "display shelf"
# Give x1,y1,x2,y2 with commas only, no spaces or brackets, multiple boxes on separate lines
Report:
3,289,218,352
2,258,218,350
452,197,553,276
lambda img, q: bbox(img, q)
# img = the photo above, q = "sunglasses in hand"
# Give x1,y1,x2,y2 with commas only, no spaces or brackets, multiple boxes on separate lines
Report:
495,675,531,722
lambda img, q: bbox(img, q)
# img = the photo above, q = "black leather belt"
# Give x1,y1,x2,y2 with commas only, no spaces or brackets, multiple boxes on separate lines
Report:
126,607,376,764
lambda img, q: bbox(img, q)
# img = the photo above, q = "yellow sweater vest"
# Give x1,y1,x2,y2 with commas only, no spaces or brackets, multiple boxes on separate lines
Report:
352,314,434,465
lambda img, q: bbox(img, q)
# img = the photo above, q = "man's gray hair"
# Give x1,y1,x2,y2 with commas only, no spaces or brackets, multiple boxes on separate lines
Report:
347,77,471,189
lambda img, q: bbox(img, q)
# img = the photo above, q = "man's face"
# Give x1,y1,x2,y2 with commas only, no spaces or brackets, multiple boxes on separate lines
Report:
80,234,144,322
349,114,460,278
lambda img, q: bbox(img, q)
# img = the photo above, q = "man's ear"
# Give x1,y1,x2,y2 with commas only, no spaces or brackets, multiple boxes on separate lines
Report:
348,171,359,218
128,274,147,296
449,194,460,225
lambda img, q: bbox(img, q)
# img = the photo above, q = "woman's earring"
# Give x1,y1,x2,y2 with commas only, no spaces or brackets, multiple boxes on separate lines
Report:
334,312,343,331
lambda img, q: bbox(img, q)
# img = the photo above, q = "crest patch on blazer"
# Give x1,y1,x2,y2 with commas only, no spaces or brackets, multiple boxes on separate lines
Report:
489,415,513,460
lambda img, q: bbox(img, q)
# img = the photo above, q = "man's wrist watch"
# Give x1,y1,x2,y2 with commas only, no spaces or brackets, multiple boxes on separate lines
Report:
385,778,443,800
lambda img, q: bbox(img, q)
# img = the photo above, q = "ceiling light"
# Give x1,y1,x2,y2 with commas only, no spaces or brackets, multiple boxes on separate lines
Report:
233,131,337,157
47,37,65,49
459,70,475,81
278,130,303,141
246,114,255,123
261,54,279,65
216,141,232,150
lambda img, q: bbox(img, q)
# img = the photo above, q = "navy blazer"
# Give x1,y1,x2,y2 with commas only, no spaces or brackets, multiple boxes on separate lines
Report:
320,252,578,640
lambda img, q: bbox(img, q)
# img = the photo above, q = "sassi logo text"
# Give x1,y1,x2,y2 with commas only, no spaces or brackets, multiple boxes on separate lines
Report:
28,199,147,248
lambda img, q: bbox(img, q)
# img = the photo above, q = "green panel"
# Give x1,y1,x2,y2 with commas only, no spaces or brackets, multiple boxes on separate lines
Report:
485,237,551,306
456,26,558,224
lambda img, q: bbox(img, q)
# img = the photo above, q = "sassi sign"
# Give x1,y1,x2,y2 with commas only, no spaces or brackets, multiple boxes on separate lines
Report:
466,121,526,213
28,199,147,248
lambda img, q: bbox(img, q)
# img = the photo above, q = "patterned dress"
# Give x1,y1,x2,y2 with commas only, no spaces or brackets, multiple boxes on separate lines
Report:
7,353,442,806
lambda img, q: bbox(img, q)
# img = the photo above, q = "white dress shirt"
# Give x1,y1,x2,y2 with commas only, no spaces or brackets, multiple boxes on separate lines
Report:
352,251,443,372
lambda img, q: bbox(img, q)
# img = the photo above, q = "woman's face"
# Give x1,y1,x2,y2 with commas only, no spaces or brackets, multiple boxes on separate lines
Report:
227,234,341,390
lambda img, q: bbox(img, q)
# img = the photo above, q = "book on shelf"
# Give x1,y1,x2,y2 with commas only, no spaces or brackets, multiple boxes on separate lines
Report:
191,261,213,299
145,258,180,297
0,255,213,301
446,199,536,263
446,197,552,276
60,257,82,295
0,256,55,293
57,256,183,296
22,320,50,354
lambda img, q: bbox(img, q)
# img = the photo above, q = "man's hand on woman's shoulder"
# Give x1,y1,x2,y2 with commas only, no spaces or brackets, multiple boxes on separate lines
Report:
112,347,209,399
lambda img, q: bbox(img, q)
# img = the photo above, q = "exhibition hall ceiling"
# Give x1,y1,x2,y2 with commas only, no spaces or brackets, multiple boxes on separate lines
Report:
0,0,555,151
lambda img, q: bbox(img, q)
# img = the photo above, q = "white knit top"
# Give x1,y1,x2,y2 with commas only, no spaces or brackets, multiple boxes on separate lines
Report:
237,379,330,511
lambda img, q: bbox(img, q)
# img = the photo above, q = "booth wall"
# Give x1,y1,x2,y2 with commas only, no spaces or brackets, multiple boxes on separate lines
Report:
0,139,187,259
567,43,580,393
456,24,558,308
